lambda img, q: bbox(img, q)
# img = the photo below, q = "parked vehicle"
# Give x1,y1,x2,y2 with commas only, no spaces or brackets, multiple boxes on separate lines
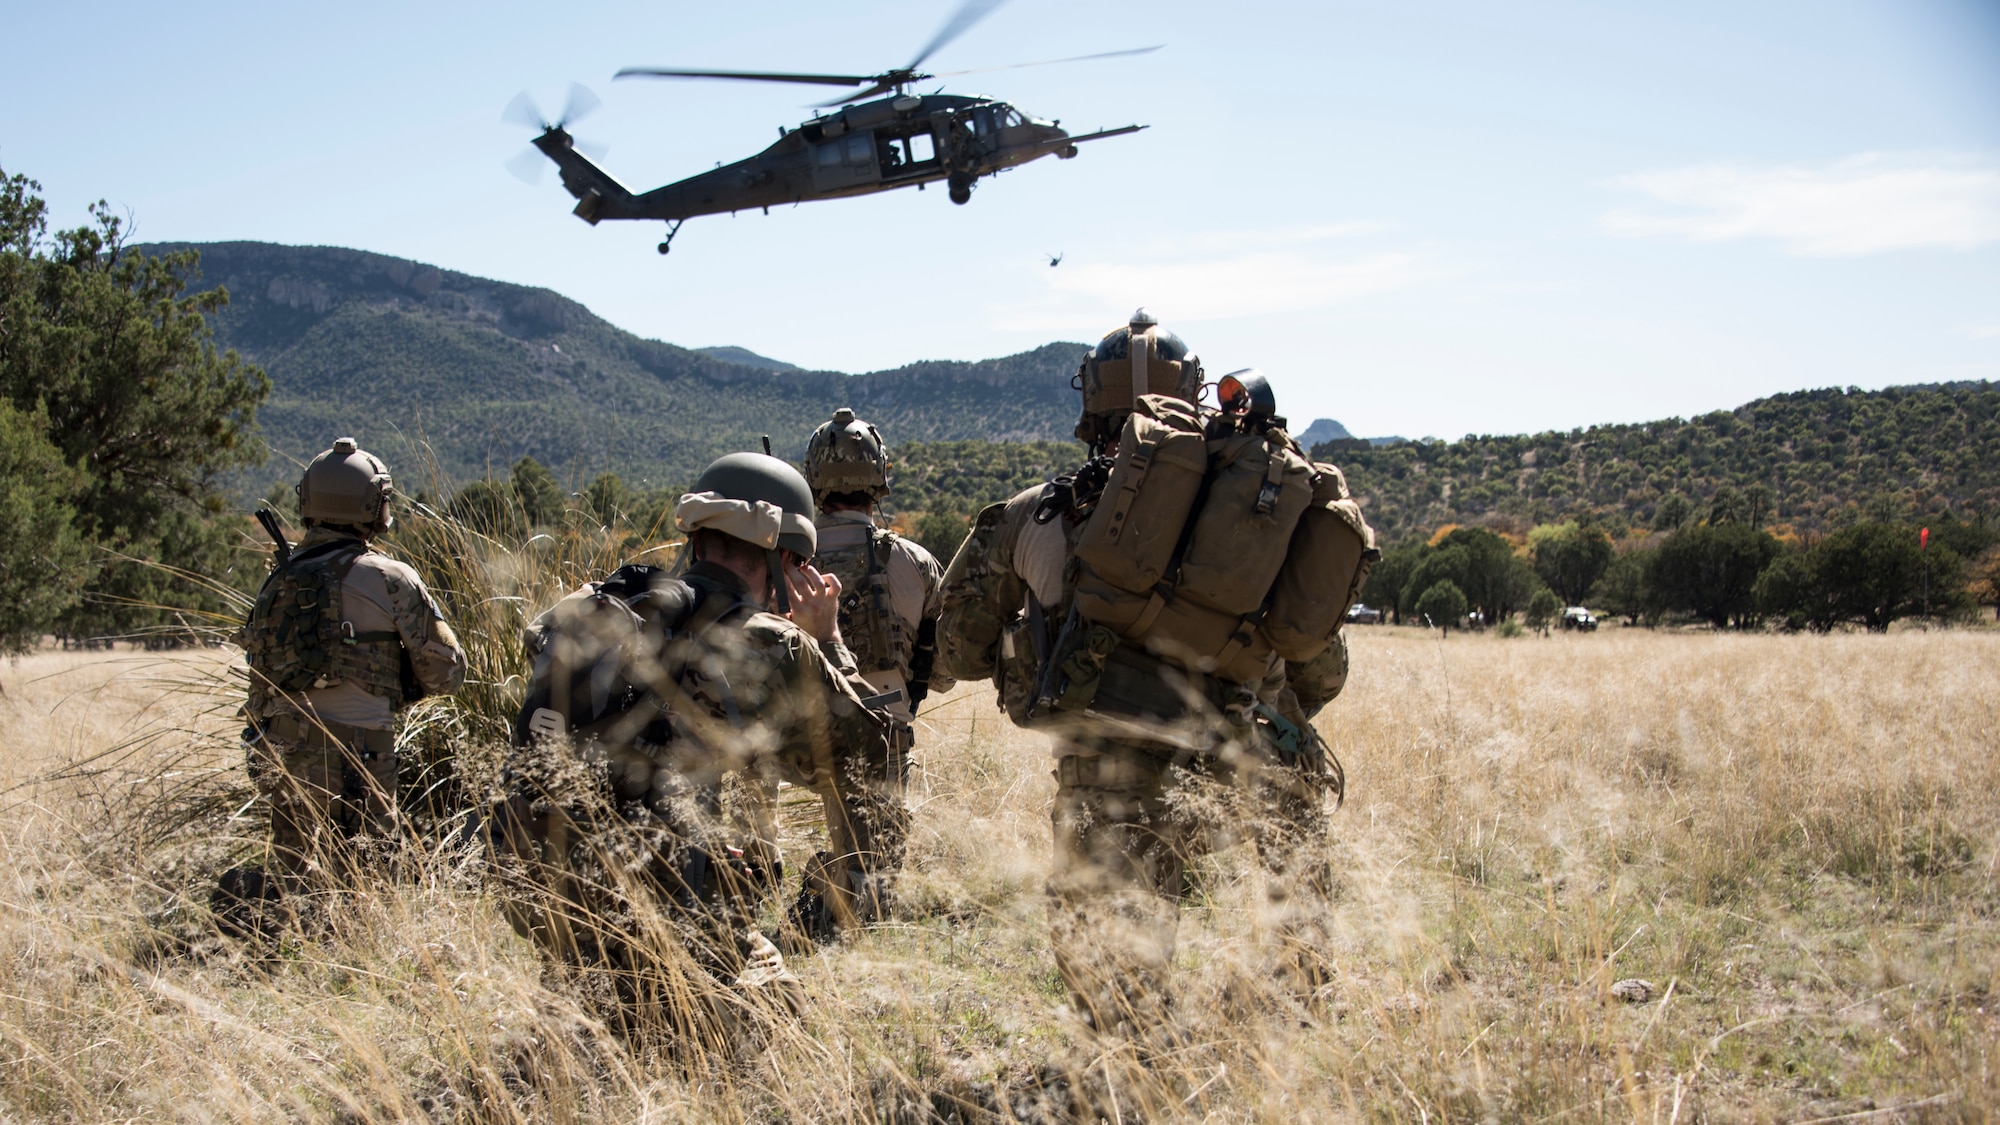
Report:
1561,606,1599,631
1346,603,1384,625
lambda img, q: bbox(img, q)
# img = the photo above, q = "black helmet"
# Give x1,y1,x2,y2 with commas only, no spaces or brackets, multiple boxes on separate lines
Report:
1075,307,1204,446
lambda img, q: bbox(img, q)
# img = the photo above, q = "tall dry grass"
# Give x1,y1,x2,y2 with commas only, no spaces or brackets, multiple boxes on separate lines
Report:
3,613,1997,1120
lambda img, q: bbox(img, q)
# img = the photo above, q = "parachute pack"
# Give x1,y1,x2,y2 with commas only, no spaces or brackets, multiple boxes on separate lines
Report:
1061,394,1378,688
242,541,403,705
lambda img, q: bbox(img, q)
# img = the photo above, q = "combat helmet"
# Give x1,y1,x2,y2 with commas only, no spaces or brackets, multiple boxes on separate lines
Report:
1074,308,1204,447
803,408,889,506
298,437,394,534
677,451,823,612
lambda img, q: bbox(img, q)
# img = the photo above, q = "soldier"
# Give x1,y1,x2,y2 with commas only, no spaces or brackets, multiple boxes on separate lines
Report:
936,311,1353,1041
491,452,905,1012
801,407,952,769
234,437,467,894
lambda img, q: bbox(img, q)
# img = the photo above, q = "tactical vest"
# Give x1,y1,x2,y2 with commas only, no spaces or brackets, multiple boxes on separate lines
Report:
242,540,403,710
812,526,909,678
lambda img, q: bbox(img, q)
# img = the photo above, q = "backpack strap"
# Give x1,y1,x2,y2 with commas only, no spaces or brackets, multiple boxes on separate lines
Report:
1124,444,1221,640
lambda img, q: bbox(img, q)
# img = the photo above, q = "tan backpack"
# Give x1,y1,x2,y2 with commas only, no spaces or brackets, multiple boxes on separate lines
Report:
1068,395,1376,685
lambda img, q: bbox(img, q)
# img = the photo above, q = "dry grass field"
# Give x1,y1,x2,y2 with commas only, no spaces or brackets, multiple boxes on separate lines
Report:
1,627,1996,1123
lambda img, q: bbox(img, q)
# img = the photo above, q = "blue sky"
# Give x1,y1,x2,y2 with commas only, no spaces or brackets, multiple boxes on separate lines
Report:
3,0,1996,440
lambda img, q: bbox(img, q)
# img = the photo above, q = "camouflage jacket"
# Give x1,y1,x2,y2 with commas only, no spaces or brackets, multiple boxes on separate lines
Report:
243,526,466,731
669,563,891,782
810,510,952,720
937,481,1350,747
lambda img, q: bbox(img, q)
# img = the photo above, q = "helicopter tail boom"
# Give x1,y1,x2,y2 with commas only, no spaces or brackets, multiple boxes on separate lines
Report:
532,128,643,224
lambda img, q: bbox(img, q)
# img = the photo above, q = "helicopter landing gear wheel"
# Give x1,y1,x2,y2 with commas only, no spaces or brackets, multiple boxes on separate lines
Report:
657,219,684,256
947,175,973,205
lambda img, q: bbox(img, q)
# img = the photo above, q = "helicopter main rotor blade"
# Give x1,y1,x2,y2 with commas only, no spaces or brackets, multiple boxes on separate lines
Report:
933,44,1163,78
812,82,901,108
907,0,1010,72
615,66,877,89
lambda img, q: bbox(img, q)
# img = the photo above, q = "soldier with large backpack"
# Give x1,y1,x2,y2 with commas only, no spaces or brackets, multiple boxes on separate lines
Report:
233,438,467,896
936,310,1373,1042
488,452,905,1016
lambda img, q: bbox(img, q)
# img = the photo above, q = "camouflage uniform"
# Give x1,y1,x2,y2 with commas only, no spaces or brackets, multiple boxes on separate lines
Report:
242,526,467,881
939,476,1350,1036
493,558,905,999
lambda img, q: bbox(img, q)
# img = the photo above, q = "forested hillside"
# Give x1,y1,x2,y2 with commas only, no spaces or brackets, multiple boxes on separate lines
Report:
148,242,1087,493
1314,383,2000,543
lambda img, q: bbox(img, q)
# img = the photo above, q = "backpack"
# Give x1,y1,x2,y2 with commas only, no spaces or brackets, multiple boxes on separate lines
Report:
1067,395,1377,685
512,565,747,750
242,540,403,707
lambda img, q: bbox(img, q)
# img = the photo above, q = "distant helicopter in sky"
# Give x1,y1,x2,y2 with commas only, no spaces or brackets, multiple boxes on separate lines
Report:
1047,251,1064,267
506,0,1155,255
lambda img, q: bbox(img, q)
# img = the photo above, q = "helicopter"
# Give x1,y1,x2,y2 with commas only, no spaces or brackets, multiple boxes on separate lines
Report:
506,0,1155,255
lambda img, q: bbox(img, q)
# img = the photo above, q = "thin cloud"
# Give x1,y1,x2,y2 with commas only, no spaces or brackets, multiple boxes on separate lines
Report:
1601,153,2000,256
992,226,1445,333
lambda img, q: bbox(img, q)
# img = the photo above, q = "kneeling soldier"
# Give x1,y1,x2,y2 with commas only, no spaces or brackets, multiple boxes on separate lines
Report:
238,438,467,890
491,452,905,1015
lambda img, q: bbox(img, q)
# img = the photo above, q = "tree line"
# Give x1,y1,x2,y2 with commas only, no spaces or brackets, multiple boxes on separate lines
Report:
1363,486,2000,634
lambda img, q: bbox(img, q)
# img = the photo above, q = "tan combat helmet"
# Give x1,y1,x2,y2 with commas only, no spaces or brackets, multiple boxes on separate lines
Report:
803,407,889,507
298,437,394,534
1075,307,1204,447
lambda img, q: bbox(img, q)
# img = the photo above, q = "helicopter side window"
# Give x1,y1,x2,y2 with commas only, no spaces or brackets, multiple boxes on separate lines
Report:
844,134,871,163
816,141,843,168
906,132,935,163
1002,108,1023,128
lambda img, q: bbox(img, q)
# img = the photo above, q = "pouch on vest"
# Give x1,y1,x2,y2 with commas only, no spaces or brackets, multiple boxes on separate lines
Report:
1263,463,1380,662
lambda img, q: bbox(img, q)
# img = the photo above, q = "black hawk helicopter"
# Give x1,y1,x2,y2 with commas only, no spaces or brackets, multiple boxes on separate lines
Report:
506,0,1155,254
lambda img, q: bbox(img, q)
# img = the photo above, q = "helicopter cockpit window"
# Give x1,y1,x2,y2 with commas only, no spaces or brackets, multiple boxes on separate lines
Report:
1002,108,1023,128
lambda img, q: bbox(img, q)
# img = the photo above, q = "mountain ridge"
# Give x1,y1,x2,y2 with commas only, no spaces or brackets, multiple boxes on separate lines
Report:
148,241,1089,488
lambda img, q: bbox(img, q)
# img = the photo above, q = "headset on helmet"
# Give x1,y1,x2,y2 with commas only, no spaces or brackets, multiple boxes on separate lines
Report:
1074,307,1204,447
298,437,394,534
803,407,889,505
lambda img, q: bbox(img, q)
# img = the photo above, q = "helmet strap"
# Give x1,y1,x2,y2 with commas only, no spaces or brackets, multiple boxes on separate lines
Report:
767,548,792,614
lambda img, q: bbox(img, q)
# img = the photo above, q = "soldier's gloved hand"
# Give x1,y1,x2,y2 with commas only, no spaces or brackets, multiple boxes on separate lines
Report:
785,562,844,645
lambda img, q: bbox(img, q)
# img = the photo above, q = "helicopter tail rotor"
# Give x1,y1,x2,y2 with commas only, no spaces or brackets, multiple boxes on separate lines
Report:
502,82,602,132
503,83,609,185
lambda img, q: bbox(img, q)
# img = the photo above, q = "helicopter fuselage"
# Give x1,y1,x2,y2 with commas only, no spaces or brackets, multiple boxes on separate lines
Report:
536,92,1139,231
